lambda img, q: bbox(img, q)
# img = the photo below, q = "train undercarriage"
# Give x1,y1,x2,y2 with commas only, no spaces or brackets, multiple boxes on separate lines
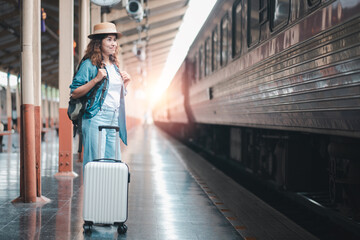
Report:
155,121,360,224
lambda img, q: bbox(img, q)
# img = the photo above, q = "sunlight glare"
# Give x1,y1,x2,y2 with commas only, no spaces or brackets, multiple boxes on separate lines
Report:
149,0,217,107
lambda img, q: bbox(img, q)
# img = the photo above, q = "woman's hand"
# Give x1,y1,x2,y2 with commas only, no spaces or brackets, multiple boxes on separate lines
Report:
120,71,131,88
95,68,107,83
71,69,107,99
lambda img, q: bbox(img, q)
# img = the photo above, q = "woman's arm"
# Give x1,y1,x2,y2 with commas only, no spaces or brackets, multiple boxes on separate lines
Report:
71,69,107,99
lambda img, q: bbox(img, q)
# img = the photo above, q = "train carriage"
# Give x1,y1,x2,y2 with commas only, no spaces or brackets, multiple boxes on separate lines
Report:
153,0,360,222
187,0,360,137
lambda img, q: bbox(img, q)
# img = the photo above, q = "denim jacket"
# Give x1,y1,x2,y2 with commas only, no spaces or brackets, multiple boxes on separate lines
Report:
69,58,127,145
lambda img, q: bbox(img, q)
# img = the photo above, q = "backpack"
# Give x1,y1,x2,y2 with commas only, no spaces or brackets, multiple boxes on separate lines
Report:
67,58,107,136
67,57,87,135
67,96,87,130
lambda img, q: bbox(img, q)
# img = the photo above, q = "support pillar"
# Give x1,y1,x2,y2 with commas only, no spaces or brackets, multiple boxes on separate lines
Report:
56,0,77,178
44,86,49,129
79,0,90,59
16,75,21,133
21,0,36,203
90,3,101,33
13,0,36,203
6,71,12,131
55,90,59,128
77,0,91,163
33,0,48,202
50,87,54,128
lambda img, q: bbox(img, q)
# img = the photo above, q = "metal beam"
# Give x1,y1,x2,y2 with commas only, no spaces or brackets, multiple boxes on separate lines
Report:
117,5,187,33
0,39,19,50
0,22,20,38
121,32,177,53
0,9,20,22
107,0,186,22
119,21,182,46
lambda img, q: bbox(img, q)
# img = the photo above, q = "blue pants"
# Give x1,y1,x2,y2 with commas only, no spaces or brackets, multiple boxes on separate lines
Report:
82,106,121,167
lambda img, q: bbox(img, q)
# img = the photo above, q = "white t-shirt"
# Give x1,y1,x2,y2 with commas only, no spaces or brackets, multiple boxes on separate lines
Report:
103,64,123,109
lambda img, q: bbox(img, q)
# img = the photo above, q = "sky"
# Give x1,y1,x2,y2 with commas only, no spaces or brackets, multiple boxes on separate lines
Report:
149,0,217,106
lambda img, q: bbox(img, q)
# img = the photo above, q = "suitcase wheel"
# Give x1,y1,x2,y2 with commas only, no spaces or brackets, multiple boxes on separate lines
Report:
117,223,128,234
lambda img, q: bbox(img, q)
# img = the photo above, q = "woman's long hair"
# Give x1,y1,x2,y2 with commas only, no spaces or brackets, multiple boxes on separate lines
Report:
83,34,120,68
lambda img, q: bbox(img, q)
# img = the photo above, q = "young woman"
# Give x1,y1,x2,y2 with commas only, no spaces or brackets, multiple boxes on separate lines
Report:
69,22,130,166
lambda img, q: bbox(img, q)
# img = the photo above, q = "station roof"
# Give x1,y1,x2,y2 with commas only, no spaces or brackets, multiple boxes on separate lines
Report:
0,0,189,88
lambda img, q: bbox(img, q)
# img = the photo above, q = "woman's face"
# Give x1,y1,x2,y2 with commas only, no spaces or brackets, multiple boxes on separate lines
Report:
101,34,117,57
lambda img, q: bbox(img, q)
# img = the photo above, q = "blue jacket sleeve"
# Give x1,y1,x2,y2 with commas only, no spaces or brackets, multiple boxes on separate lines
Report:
69,59,97,94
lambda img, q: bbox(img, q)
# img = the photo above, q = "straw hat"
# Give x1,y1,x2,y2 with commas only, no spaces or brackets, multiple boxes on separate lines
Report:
88,22,122,39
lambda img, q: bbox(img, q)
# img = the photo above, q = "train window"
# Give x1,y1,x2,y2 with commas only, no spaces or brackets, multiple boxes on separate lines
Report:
232,0,242,57
193,54,198,84
260,0,268,24
220,14,229,66
308,0,320,7
199,46,204,79
205,37,211,76
270,0,290,30
212,27,220,71
247,0,260,47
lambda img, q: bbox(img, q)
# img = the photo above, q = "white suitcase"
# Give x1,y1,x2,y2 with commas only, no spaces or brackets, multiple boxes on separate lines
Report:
83,125,130,234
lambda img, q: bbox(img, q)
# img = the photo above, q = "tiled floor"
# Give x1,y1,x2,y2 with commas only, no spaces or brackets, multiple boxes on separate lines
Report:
0,125,241,240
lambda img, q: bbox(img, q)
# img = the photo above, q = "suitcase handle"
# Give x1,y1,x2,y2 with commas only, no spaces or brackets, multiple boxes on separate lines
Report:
98,125,120,160
93,158,122,163
98,125,119,131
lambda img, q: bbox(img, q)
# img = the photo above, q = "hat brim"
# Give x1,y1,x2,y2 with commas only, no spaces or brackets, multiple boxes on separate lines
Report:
88,32,122,39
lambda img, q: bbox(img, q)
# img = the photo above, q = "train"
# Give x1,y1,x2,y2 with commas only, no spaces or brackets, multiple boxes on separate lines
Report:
153,0,360,222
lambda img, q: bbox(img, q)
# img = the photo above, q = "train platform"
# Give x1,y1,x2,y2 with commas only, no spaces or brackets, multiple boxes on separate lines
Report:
0,126,240,239
0,125,317,240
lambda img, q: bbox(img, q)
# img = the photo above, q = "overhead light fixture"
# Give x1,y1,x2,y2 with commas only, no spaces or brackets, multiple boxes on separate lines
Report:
132,42,146,62
126,0,144,22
